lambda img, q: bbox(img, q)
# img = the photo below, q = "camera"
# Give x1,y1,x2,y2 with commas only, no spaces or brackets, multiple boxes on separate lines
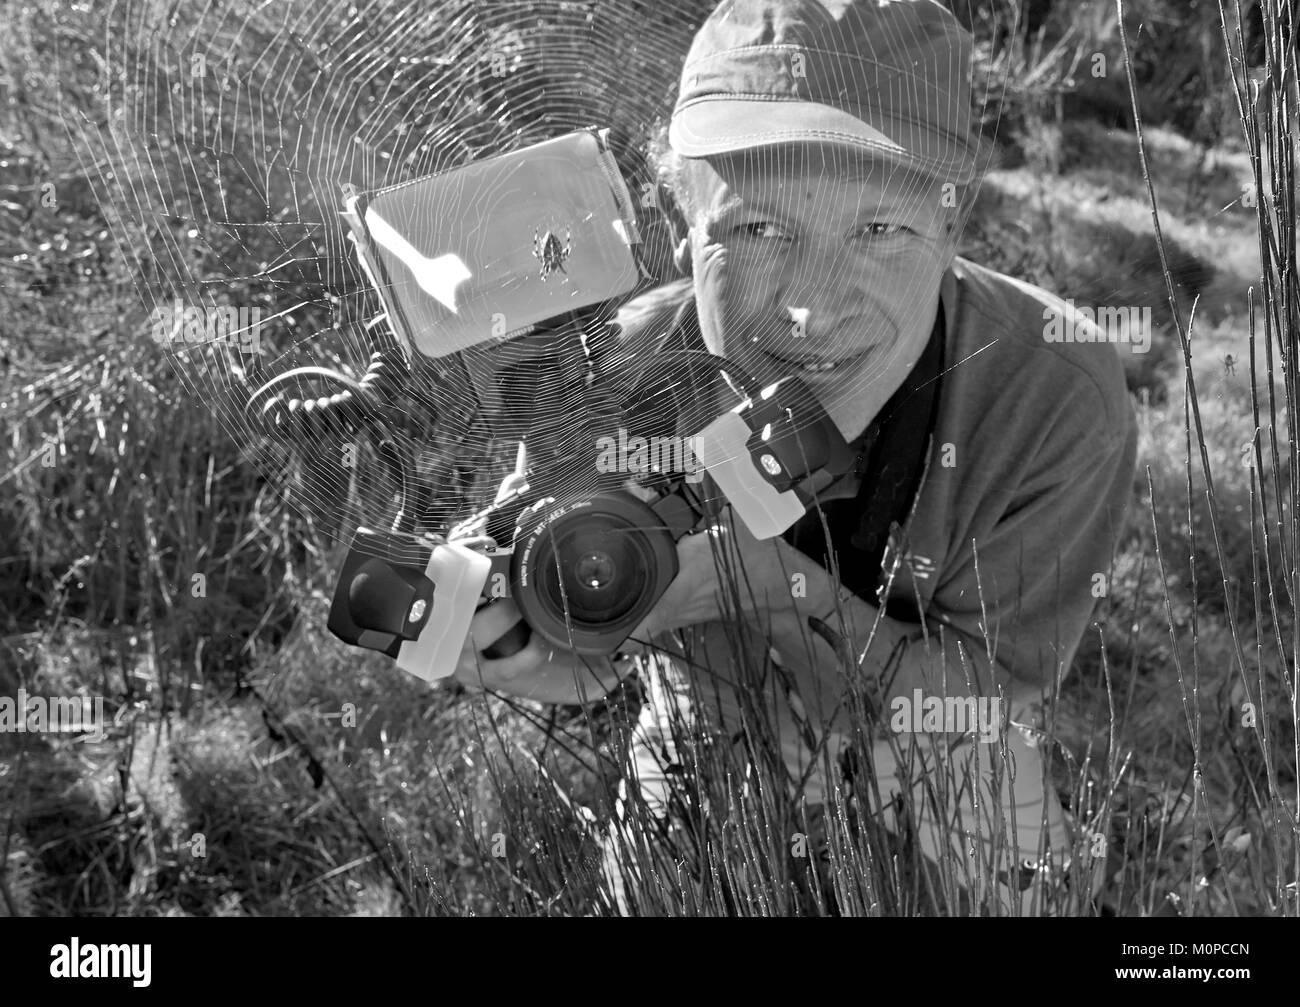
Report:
255,127,853,682
462,479,706,659
324,366,851,679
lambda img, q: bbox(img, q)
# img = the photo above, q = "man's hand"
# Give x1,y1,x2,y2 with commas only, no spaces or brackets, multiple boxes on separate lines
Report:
627,510,815,642
450,507,846,708
623,507,891,728
452,598,631,705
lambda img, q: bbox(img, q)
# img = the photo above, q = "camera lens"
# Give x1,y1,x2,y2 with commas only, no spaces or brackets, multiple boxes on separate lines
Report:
535,513,649,627
573,551,616,590
511,492,679,655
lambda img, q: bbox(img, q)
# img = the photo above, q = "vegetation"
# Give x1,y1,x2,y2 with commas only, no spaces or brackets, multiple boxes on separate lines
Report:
1,0,1295,915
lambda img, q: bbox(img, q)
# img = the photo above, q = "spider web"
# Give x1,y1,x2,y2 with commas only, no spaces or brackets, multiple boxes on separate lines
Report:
52,0,1000,543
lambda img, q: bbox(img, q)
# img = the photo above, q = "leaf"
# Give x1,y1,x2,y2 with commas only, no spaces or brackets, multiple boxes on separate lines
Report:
1222,826,1251,856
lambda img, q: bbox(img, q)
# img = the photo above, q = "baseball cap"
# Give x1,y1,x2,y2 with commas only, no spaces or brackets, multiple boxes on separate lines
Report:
669,0,982,183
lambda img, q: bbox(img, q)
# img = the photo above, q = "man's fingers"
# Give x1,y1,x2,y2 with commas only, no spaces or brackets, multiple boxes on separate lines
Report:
456,631,545,688
455,600,531,688
467,598,522,649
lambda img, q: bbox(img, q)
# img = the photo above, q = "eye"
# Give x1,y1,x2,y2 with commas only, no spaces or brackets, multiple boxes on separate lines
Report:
858,222,911,238
735,221,793,241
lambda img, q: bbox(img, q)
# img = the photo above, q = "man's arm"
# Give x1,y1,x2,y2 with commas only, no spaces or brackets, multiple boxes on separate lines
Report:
456,378,1137,715
636,391,1139,730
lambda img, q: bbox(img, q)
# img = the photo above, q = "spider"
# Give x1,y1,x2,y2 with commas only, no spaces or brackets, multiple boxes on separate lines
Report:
1223,353,1237,377
532,226,572,281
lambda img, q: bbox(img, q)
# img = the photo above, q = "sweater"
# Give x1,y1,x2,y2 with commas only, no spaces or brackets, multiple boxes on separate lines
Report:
602,255,1139,690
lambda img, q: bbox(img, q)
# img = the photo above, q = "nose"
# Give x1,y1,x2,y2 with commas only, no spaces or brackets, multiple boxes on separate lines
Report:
777,239,866,330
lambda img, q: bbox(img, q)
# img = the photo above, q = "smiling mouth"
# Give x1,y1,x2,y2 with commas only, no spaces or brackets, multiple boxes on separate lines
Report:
762,345,874,374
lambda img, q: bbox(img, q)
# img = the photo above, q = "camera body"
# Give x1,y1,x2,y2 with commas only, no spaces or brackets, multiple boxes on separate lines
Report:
328,373,850,678
328,487,682,676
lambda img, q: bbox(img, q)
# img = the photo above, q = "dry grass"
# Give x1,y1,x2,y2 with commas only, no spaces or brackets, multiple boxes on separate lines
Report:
2,0,1297,916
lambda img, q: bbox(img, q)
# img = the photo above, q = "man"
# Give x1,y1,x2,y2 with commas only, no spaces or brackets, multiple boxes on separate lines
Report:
456,0,1137,913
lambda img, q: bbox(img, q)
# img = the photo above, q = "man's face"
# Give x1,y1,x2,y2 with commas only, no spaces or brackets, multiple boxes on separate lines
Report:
683,143,960,441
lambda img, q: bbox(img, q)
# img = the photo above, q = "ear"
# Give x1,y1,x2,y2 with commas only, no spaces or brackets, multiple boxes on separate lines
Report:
648,181,692,276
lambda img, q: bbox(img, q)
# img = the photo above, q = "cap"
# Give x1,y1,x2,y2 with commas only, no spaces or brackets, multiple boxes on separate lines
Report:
669,0,982,183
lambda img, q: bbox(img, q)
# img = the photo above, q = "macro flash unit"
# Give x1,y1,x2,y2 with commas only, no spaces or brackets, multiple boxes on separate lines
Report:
340,127,644,362
328,529,490,682
695,375,854,540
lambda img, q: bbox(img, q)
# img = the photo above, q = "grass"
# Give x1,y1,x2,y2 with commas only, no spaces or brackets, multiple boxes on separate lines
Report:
2,0,1298,916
